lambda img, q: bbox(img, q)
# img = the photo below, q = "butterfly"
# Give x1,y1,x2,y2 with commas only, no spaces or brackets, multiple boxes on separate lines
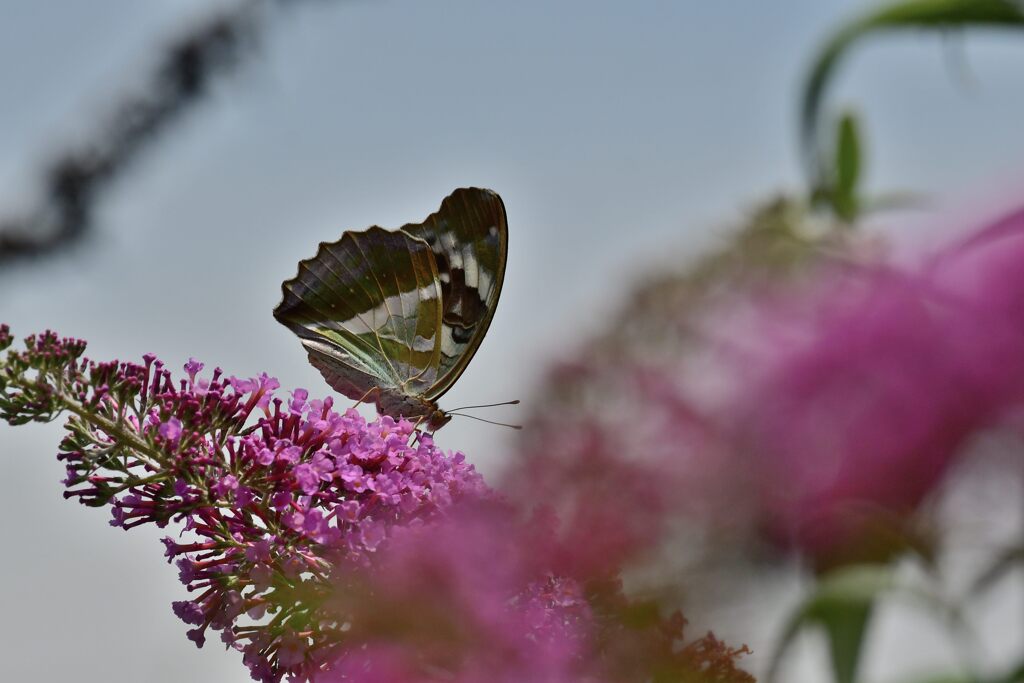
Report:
274,187,508,430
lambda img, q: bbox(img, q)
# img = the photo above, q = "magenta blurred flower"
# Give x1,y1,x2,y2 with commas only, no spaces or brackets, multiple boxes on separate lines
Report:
931,205,1024,322
511,203,1024,568
733,206,1024,561
316,503,592,683
733,276,1018,559
315,501,753,683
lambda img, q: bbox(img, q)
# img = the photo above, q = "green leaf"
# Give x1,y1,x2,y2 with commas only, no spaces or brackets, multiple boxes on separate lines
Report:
823,599,873,683
801,0,1024,187
836,112,861,197
767,564,966,683
832,111,863,221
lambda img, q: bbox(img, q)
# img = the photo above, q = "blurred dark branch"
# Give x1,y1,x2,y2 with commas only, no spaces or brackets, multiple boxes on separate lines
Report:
0,0,336,267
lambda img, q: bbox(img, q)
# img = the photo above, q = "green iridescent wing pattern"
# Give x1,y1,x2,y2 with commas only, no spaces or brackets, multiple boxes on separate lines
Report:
399,187,508,400
274,187,507,414
274,227,444,399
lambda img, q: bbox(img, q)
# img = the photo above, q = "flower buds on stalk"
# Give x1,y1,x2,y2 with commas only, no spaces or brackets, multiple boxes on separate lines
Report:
0,329,753,683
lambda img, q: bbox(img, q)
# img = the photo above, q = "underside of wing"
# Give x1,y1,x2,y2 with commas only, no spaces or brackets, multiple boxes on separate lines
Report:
399,187,508,399
274,227,444,401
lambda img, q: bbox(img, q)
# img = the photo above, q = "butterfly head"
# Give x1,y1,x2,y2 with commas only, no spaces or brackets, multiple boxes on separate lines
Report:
424,407,452,431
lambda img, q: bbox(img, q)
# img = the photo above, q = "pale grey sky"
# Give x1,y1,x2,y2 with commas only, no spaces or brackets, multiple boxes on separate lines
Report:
2,1,1023,681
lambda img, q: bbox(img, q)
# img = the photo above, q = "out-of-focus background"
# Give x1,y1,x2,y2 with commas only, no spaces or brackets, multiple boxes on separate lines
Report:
1,1,1022,681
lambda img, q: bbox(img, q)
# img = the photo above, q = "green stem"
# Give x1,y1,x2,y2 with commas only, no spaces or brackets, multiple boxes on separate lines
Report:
58,393,164,470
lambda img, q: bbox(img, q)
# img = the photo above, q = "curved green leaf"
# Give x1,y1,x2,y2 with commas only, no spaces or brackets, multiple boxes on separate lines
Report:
801,0,1024,185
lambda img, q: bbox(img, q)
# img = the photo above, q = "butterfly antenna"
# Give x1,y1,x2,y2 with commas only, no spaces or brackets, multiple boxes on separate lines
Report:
448,413,522,430
448,399,520,412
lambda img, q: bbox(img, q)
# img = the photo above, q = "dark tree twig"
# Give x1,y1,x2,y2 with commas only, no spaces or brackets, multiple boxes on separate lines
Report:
0,0,338,266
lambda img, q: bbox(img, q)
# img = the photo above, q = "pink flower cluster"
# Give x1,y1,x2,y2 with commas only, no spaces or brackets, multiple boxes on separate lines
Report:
512,204,1024,568
1,331,755,682
7,343,486,681
315,501,752,683
731,207,1024,561
162,400,488,682
317,504,592,682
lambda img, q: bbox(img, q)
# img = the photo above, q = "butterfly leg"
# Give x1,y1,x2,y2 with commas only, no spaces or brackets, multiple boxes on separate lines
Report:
411,414,428,440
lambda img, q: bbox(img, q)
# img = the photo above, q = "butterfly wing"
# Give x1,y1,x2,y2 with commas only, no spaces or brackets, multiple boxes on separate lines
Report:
274,188,508,415
274,226,445,402
399,187,508,400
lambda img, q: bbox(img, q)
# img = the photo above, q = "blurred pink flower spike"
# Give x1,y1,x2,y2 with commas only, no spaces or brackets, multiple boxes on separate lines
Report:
318,501,592,683
930,204,1024,322
507,358,731,577
509,201,1024,573
737,204,1024,567
315,500,755,683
